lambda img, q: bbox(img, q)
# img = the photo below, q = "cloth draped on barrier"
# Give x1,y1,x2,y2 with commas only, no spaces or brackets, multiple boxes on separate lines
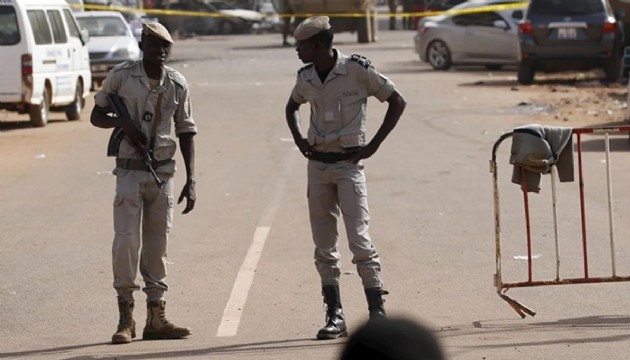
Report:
509,124,574,193
491,124,630,318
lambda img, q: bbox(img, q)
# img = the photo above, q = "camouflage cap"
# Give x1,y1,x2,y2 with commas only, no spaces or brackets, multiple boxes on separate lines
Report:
293,16,331,41
142,22,174,44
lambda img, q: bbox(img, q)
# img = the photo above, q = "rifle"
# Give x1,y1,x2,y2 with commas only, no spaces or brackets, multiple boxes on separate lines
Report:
106,92,166,189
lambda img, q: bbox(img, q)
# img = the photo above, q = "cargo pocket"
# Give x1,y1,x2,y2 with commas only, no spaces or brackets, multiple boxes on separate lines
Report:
113,193,140,234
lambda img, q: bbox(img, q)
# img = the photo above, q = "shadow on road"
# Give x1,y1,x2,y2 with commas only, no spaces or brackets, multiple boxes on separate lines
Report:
0,118,70,132
2,338,340,359
0,121,32,131
1,341,110,359
439,315,630,350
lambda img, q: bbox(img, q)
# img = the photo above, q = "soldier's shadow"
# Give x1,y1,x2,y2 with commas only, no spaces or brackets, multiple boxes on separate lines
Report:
38,338,334,360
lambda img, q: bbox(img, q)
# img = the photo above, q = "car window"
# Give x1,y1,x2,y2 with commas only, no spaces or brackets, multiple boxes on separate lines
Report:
27,10,53,45
529,0,605,15
76,16,128,37
47,10,68,43
452,11,504,27
63,9,81,39
0,6,20,45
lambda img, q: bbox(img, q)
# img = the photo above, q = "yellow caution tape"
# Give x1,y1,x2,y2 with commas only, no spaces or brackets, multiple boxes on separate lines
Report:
72,2,528,19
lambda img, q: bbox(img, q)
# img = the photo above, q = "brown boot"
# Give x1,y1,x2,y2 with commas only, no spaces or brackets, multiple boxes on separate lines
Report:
112,298,136,344
142,300,192,340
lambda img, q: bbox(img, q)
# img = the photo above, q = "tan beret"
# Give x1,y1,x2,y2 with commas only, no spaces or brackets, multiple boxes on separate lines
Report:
293,16,331,41
142,22,173,44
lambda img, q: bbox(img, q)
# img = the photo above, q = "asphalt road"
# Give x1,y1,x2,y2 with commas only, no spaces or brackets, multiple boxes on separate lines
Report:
2,29,630,360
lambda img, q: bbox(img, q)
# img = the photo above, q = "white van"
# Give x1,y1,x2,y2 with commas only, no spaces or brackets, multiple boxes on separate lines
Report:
0,0,92,127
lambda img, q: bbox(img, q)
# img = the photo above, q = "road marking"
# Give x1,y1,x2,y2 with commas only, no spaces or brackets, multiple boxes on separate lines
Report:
216,151,297,337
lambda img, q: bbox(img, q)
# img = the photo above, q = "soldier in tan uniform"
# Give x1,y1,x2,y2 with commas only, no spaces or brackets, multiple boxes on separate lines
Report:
90,22,196,344
284,16,407,340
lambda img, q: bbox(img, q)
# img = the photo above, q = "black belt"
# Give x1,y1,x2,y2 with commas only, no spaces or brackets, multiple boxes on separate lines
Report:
116,158,174,171
309,148,361,163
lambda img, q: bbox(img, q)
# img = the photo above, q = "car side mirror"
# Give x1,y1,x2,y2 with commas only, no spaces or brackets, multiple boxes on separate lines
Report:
80,28,90,45
494,20,508,30
512,10,524,20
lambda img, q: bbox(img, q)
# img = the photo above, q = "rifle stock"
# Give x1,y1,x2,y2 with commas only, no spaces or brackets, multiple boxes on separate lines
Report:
106,92,165,189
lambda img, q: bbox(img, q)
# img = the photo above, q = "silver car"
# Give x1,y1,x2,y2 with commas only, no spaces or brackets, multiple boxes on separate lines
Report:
74,11,141,89
414,0,528,70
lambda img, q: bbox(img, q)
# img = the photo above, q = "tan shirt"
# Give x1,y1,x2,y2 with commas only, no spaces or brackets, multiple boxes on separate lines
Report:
94,60,197,168
291,49,396,153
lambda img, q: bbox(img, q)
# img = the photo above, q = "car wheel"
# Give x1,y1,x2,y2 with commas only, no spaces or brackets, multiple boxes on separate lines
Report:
604,56,621,83
426,40,451,70
517,62,535,85
65,81,83,121
485,64,503,71
29,87,49,127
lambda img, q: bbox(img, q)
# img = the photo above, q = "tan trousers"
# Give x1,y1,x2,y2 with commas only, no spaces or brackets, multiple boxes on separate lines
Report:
307,160,383,289
112,169,174,302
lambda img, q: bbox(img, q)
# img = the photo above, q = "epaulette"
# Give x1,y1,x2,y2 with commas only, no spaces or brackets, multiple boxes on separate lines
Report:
166,66,188,88
298,63,314,74
349,54,371,69
111,60,137,72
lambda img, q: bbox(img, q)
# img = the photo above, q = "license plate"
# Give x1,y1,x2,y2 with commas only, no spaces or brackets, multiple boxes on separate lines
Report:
92,65,108,72
558,27,577,39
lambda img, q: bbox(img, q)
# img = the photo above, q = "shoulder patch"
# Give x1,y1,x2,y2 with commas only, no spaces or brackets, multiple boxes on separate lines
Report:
166,67,187,88
349,54,371,69
112,60,137,72
298,63,314,74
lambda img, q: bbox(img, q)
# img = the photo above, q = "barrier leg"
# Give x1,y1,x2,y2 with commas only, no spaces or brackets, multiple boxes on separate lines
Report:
498,289,536,318
604,132,617,277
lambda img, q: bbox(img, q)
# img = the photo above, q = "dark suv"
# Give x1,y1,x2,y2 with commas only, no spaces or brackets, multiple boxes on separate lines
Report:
517,0,624,84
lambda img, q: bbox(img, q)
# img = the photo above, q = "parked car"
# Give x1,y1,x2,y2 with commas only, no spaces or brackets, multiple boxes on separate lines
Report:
157,1,218,36
0,0,92,127
74,11,140,89
414,0,527,70
517,0,625,84
158,1,261,37
209,1,264,33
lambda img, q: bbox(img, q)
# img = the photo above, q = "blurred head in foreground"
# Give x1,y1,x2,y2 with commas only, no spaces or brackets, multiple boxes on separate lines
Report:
340,317,445,360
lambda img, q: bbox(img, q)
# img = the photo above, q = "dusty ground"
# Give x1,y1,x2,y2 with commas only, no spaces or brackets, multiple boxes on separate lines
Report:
508,70,630,128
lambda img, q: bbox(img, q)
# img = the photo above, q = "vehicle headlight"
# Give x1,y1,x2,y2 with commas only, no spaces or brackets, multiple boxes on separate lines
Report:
113,48,130,58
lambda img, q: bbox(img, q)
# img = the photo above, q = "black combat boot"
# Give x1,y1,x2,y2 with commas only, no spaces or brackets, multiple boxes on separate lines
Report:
365,288,388,321
316,285,348,340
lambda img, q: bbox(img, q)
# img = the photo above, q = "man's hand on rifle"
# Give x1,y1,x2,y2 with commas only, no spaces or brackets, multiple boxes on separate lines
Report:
120,121,148,153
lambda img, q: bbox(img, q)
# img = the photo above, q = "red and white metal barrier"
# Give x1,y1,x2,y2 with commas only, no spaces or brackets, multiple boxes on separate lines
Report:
490,125,630,318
